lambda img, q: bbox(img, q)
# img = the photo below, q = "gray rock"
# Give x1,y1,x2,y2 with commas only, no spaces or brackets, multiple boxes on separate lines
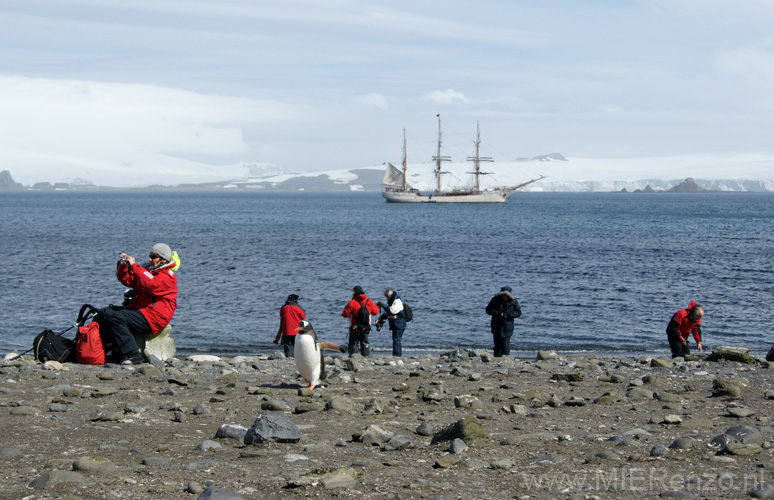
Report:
725,425,763,444
651,357,674,368
449,438,468,454
727,406,755,418
185,459,219,470
197,486,246,499
244,412,301,444
193,404,210,415
260,399,291,412
416,421,434,436
650,445,669,457
536,351,558,360
326,396,357,412
214,424,248,442
359,425,394,445
382,436,411,451
72,456,118,474
294,402,324,413
0,447,21,459
669,437,696,449
188,481,204,494
626,388,654,399
749,482,774,498
9,406,41,416
196,440,223,451
48,403,68,412
141,457,173,466
29,470,87,489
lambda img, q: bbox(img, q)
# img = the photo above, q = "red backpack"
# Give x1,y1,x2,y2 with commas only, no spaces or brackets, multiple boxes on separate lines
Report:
74,304,107,365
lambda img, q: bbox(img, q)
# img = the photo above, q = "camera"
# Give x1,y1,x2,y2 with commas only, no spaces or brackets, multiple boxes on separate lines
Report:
119,256,128,265
375,320,384,332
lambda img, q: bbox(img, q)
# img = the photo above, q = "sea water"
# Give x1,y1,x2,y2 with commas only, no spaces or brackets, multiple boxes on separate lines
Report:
1,191,772,358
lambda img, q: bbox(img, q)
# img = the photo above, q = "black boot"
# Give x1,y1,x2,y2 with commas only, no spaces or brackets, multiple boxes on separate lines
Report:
120,349,146,365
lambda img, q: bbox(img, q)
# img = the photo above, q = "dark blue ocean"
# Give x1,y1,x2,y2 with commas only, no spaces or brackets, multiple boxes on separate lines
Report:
1,191,772,358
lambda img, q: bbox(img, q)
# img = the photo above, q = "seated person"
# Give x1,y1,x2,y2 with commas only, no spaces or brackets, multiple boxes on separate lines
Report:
98,243,179,364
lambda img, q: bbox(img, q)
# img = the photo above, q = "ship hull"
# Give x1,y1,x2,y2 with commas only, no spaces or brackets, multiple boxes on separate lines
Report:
382,189,512,203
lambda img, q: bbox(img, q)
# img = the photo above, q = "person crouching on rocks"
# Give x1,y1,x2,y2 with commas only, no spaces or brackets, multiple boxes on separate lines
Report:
98,243,179,365
485,286,522,357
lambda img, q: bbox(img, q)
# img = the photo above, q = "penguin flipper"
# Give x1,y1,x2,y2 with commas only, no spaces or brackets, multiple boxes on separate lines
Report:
319,341,345,353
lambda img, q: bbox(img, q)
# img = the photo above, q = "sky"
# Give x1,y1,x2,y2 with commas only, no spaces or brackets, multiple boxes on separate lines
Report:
2,0,774,187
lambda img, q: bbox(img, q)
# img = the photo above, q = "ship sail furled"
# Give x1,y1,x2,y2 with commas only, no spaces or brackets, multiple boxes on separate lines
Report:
381,163,408,188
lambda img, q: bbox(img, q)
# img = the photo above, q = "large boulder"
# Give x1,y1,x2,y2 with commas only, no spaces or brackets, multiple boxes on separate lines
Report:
244,412,301,445
133,325,176,361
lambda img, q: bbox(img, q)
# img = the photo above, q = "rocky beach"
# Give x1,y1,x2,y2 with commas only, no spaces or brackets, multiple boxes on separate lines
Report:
2,347,773,500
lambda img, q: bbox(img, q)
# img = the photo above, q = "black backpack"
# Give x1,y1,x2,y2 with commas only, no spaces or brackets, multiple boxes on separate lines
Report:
402,302,413,322
33,329,75,363
353,300,372,332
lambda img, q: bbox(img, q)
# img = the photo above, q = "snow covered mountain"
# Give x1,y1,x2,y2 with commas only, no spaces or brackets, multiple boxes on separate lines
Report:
218,152,774,192
3,152,773,192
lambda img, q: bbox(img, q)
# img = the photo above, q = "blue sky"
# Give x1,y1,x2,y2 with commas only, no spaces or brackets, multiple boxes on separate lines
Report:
2,0,774,186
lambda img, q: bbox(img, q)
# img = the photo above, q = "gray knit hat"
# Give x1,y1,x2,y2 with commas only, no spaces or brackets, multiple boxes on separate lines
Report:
151,243,172,261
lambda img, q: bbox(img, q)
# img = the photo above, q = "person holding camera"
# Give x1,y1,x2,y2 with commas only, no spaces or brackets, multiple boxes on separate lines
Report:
485,286,522,357
376,288,407,357
97,243,179,364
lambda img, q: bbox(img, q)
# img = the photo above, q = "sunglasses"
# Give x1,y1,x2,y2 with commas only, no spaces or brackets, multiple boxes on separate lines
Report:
149,254,160,259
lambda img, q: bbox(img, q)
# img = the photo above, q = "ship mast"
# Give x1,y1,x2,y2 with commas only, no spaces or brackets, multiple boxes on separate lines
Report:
402,128,407,192
432,114,451,196
466,121,493,194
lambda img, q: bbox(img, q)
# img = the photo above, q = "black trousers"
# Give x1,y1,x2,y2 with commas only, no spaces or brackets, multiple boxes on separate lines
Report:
97,306,151,356
348,331,370,356
281,335,296,358
493,333,511,357
668,331,690,358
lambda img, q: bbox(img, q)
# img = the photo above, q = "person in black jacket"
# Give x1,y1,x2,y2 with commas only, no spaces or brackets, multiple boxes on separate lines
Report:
376,288,407,356
485,286,522,357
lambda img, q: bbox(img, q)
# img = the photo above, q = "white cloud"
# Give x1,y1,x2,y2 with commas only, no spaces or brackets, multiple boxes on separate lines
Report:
0,75,303,186
357,93,390,110
421,89,469,105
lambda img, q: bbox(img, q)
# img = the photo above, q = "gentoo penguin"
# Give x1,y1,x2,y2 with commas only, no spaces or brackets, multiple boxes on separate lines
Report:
293,320,345,389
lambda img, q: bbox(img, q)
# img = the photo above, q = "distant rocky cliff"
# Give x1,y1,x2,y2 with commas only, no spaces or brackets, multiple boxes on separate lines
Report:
667,177,707,192
0,170,23,190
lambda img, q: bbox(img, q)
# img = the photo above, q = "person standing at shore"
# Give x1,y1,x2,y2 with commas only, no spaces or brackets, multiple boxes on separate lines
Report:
377,288,407,357
485,286,522,357
274,294,306,357
342,286,379,356
666,301,703,358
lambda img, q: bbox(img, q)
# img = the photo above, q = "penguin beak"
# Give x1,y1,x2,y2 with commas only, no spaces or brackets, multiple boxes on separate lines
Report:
294,325,302,333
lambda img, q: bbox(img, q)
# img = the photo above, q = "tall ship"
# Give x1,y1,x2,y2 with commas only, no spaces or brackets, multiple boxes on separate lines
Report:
382,116,544,203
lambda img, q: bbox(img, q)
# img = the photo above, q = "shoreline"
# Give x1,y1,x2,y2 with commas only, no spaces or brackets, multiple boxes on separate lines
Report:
1,347,773,499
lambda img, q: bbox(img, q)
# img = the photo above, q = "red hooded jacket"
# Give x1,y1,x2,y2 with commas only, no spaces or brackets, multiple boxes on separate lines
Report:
670,300,702,343
342,294,379,333
117,261,178,334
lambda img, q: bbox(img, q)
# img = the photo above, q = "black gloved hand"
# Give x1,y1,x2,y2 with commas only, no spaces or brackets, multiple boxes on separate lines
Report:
273,340,278,344
377,301,386,309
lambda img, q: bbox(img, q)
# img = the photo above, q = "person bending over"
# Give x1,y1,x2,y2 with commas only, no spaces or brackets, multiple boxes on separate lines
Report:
666,301,703,358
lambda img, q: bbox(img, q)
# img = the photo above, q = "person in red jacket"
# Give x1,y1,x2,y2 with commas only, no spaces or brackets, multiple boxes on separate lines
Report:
274,294,306,357
98,243,179,364
666,301,703,358
342,286,379,356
